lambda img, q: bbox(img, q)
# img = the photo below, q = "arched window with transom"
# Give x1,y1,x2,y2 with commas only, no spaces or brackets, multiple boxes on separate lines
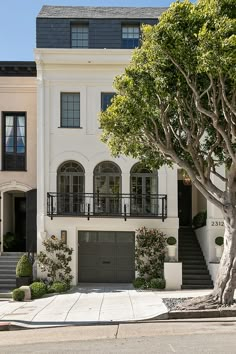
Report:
93,161,121,214
57,161,85,214
130,163,158,215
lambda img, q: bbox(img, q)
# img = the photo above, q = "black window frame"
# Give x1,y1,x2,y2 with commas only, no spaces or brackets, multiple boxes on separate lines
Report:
2,112,27,171
121,24,140,49
60,92,81,128
71,23,89,48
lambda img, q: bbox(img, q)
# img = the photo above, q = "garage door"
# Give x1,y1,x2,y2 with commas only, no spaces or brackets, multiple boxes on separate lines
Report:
78,231,135,283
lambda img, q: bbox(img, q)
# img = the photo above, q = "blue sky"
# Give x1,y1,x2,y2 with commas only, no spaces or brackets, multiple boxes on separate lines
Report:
0,0,195,61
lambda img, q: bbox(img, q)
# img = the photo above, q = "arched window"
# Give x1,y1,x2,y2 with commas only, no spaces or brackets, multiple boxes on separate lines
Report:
57,161,85,214
94,161,121,214
130,163,158,215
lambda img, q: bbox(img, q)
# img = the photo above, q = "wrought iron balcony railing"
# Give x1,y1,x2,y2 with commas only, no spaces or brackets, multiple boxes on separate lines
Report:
47,192,167,221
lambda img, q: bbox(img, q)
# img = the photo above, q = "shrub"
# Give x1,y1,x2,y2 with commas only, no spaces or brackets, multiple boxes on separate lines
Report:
47,287,56,294
3,232,15,251
215,236,224,246
133,277,166,290
12,288,25,301
49,281,67,293
37,236,73,286
133,277,146,289
166,236,176,246
16,255,32,277
135,227,166,279
148,278,166,289
192,211,207,229
30,282,47,299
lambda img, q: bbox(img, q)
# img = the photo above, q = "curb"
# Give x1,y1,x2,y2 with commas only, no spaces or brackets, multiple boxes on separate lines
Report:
0,322,11,331
0,309,236,330
168,308,236,319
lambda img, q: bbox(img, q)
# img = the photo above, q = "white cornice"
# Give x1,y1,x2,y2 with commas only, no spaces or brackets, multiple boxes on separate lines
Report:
34,48,132,66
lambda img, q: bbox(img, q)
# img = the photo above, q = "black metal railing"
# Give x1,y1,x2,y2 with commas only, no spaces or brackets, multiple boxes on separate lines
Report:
47,192,167,221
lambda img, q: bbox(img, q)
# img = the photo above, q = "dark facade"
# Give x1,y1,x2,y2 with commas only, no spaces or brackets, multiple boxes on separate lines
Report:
0,62,36,77
36,6,167,49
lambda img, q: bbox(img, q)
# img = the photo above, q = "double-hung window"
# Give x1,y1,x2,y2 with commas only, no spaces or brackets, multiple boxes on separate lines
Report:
122,25,140,49
71,25,89,48
61,93,80,128
2,113,26,171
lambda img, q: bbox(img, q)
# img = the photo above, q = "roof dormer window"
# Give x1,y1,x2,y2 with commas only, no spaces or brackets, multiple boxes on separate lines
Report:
122,25,140,49
71,24,89,48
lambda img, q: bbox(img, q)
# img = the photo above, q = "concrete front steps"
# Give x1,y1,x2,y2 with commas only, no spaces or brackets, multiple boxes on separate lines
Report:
0,253,24,290
179,228,213,290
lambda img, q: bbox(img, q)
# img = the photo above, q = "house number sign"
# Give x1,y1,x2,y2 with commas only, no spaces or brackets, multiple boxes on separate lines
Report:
211,221,224,227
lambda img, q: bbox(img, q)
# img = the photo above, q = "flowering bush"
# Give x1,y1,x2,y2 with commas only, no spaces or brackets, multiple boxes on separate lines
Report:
37,236,73,286
135,227,166,279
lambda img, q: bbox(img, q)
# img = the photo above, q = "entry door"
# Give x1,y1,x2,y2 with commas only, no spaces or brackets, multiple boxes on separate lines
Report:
58,174,84,214
15,197,26,251
94,175,121,214
178,180,192,226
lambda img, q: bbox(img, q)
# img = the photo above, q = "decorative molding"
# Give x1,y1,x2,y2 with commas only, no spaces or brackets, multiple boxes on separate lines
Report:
34,48,132,66
0,181,32,193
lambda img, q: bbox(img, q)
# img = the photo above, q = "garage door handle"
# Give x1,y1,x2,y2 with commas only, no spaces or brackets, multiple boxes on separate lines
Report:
102,261,111,264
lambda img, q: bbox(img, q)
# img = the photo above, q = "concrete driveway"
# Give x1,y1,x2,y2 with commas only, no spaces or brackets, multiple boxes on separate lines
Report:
0,284,168,327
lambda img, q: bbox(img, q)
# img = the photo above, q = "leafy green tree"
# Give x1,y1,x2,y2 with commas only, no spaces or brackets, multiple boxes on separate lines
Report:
101,0,236,308
37,236,73,286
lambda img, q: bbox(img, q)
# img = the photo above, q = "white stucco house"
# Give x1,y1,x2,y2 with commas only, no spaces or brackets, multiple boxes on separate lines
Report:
33,6,224,289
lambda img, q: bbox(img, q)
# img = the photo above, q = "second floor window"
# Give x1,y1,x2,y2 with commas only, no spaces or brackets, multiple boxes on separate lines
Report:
71,25,89,48
101,92,115,111
61,93,80,128
122,25,140,49
2,113,26,171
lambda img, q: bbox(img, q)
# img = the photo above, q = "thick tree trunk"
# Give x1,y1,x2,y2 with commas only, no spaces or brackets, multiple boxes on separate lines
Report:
177,206,236,310
211,208,236,305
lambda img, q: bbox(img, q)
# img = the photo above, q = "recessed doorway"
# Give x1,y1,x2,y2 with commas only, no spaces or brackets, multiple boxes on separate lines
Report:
178,179,192,227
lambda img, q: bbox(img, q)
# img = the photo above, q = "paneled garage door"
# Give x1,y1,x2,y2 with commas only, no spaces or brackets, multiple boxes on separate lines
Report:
78,231,135,283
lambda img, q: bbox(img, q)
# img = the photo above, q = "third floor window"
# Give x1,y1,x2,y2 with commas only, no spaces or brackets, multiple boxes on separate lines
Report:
71,25,89,48
122,25,140,49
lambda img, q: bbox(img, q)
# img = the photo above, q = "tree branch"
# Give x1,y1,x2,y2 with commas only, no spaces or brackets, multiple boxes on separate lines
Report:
167,55,236,163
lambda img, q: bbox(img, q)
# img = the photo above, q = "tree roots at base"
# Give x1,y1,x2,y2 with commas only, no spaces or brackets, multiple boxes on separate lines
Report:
175,294,235,310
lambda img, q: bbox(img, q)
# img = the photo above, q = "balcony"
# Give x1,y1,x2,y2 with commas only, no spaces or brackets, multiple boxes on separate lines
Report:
47,193,167,221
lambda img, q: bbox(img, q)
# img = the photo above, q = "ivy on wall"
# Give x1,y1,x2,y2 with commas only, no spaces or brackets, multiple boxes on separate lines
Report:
135,227,166,279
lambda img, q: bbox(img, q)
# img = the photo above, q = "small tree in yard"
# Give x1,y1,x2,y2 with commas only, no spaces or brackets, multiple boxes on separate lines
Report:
135,227,166,279
101,0,236,308
37,236,73,286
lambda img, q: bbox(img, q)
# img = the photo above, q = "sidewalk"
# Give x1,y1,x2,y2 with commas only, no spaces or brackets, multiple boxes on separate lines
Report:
1,285,235,329
0,283,176,328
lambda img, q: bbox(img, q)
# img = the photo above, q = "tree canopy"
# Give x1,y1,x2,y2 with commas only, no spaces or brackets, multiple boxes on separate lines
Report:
100,0,236,211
